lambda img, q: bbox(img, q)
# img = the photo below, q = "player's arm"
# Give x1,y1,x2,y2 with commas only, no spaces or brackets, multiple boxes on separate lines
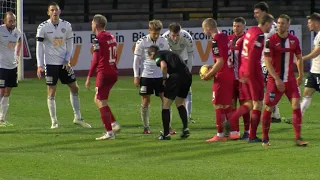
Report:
204,40,224,79
302,46,320,61
133,39,144,78
65,24,74,65
295,38,303,85
185,32,194,71
87,38,100,78
245,34,264,77
36,25,45,68
15,35,22,62
264,39,280,80
155,56,167,79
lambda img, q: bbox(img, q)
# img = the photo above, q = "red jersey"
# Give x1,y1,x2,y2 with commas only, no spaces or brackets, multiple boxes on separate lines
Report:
264,33,301,82
212,33,234,80
88,31,118,77
239,27,265,77
229,33,245,80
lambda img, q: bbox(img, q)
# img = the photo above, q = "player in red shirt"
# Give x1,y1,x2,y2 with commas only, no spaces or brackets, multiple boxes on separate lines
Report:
228,13,274,142
201,18,236,142
85,14,120,140
262,14,308,146
228,17,250,139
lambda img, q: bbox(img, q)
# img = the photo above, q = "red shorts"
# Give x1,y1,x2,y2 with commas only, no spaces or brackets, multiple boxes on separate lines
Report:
212,77,234,105
239,75,264,101
264,79,300,106
95,73,118,100
233,80,239,99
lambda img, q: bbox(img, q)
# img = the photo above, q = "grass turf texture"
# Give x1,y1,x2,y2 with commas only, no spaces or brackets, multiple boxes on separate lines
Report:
0,75,319,180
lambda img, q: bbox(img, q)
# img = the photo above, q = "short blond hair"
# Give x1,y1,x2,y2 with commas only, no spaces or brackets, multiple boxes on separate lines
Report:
93,14,107,28
202,18,217,29
149,19,163,31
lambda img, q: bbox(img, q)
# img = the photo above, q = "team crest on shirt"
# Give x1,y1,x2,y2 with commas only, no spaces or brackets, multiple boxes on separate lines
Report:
290,40,295,44
269,92,275,102
61,28,66,33
159,43,164,48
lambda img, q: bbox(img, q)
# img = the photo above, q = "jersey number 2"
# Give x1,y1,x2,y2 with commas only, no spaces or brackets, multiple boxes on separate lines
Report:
109,45,117,63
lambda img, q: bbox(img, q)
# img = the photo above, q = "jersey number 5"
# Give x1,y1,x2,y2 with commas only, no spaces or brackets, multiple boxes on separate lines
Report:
242,39,249,57
109,45,117,63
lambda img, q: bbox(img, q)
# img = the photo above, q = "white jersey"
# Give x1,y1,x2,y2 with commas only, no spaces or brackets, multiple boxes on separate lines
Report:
261,22,277,67
134,35,170,78
36,19,73,65
0,25,21,69
310,32,320,74
162,29,194,61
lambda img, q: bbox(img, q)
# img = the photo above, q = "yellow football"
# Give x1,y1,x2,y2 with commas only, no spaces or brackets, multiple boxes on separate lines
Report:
199,64,212,78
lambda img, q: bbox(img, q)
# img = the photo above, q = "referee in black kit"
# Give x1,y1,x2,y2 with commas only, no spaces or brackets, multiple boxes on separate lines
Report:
147,45,192,140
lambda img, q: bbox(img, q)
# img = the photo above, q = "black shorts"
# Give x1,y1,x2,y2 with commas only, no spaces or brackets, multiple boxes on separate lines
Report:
0,67,18,88
262,66,268,83
139,77,164,96
45,65,76,86
164,73,192,100
305,72,320,91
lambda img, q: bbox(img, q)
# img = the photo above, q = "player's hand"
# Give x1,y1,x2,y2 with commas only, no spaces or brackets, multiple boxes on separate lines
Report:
296,76,303,86
239,77,248,83
134,77,140,87
275,79,285,92
37,66,44,79
85,77,91,90
62,62,71,71
201,73,212,81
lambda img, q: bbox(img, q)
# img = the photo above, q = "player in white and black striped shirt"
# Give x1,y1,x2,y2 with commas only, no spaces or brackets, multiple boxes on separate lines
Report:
253,1,281,123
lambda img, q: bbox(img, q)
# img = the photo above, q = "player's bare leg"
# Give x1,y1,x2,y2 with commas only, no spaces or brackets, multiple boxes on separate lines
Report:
68,81,91,128
291,98,308,146
141,95,151,134
206,104,228,142
0,88,13,127
159,93,175,135
248,100,263,142
300,87,315,115
94,95,115,140
175,97,190,139
47,85,58,129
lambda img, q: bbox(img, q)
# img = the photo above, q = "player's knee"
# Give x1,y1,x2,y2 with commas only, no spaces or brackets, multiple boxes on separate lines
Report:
243,101,253,110
253,102,263,110
303,88,314,97
214,104,224,109
4,88,11,96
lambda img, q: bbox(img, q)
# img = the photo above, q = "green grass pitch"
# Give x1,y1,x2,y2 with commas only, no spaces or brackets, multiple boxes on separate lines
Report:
0,75,320,180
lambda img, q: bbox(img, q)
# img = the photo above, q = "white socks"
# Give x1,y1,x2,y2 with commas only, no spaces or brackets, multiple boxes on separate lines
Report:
272,104,281,119
301,96,311,115
140,104,149,128
0,96,9,121
184,88,192,119
47,96,57,122
70,93,82,120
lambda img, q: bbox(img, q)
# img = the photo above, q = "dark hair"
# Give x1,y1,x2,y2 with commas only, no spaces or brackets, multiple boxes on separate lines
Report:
233,17,246,25
307,13,320,22
258,13,274,25
147,45,160,57
48,2,60,9
278,14,291,24
168,22,181,33
253,1,269,13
